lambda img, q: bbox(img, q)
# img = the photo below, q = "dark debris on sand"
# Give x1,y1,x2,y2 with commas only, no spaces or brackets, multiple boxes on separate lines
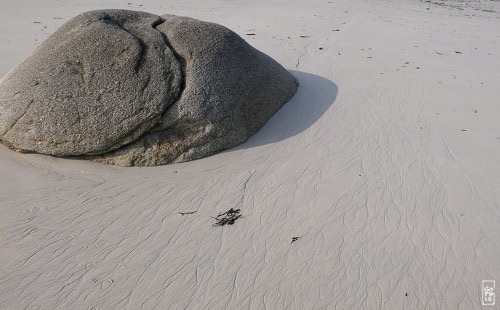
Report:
212,208,242,227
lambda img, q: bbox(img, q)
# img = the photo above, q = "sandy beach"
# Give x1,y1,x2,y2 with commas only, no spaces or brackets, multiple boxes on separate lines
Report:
1,0,499,308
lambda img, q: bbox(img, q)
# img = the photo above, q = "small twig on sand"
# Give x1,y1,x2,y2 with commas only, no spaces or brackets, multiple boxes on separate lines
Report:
291,236,301,243
179,211,197,216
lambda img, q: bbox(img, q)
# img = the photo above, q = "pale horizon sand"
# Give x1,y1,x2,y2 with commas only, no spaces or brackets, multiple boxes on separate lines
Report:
1,0,499,309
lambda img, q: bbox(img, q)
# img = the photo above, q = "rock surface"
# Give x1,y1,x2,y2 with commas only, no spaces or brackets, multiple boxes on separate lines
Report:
0,10,298,166
0,10,182,156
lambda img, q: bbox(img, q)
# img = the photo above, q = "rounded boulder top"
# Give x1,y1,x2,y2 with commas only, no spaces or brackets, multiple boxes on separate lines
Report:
0,10,298,166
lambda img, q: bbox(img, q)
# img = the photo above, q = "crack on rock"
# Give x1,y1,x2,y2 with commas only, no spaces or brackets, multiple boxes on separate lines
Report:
4,99,34,136
91,17,189,159
132,38,147,73
97,14,153,74
139,75,151,93
154,19,187,105
87,15,186,156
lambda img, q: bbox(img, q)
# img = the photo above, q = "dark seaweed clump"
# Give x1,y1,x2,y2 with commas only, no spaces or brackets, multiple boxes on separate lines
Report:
213,208,242,227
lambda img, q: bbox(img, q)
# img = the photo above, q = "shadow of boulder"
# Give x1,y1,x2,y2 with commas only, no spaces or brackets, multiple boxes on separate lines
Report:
236,70,338,148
